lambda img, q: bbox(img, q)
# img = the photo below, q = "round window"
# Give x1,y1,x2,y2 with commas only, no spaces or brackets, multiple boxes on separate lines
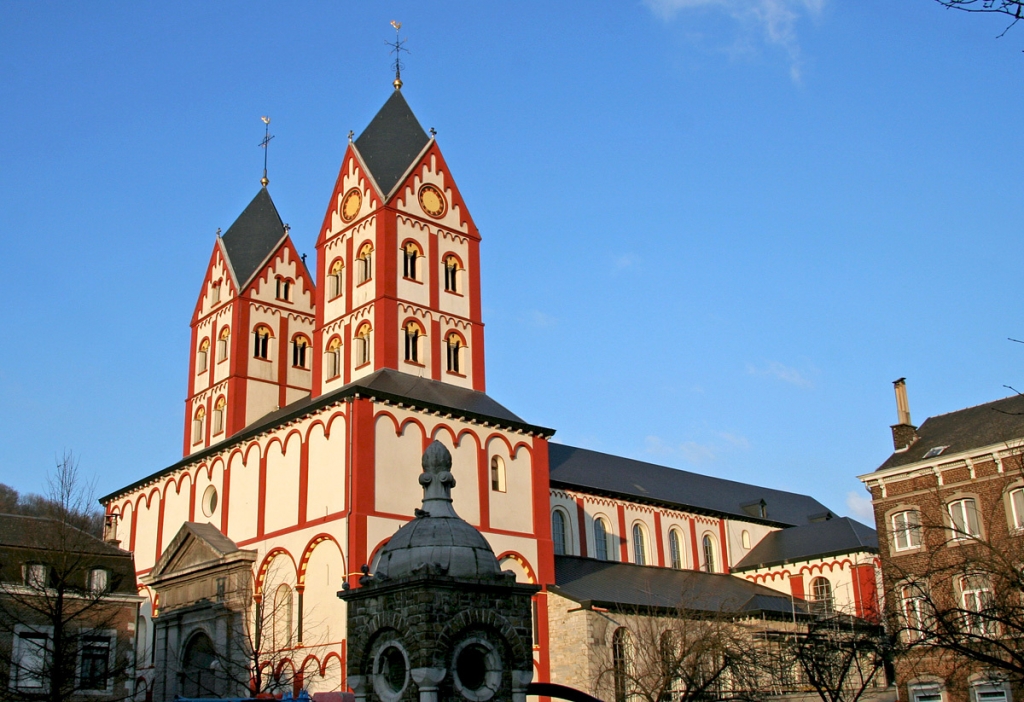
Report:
202,486,218,517
371,641,409,702
452,637,501,701
456,644,489,691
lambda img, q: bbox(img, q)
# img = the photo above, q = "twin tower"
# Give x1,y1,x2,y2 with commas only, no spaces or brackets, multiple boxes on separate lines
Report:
183,90,486,455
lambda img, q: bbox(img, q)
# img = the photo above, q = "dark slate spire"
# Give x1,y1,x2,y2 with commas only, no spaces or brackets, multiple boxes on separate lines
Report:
354,90,430,200
220,188,286,288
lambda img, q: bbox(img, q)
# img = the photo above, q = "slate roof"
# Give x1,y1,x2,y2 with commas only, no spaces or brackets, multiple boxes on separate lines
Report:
548,444,832,527
553,556,810,617
100,369,549,504
355,90,431,199
876,393,1024,472
219,187,286,288
180,522,241,557
0,513,129,556
733,517,878,572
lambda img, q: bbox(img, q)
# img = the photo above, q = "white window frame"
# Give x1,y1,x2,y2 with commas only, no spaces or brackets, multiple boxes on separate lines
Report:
960,575,996,635
1010,488,1024,531
892,509,923,551
24,563,48,588
909,683,945,702
949,498,982,541
88,568,109,593
10,625,52,691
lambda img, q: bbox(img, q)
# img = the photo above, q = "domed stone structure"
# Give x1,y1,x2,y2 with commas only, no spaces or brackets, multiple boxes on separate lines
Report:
340,441,538,702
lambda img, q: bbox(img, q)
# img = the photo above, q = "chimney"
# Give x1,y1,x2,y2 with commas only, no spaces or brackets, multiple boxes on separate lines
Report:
891,378,919,451
103,513,121,547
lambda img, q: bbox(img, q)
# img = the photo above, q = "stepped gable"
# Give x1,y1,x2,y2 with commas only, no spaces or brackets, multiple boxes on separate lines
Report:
876,393,1024,471
354,89,431,199
548,443,831,526
218,187,286,288
732,517,878,572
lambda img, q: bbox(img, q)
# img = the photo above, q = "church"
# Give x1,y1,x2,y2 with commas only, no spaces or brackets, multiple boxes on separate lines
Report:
99,81,883,700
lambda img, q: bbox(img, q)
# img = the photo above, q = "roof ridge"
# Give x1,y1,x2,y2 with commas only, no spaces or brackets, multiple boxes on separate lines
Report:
920,393,1023,423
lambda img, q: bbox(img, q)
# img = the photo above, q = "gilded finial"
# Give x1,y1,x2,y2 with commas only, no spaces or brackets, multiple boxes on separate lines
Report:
259,116,274,187
387,21,408,90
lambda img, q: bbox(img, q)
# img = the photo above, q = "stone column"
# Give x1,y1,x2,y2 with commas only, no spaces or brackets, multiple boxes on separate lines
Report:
411,667,447,702
348,675,368,702
512,669,534,702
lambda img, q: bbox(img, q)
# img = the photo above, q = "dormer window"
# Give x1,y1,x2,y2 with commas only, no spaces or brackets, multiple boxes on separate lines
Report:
443,255,461,293
253,325,273,360
328,259,344,299
197,339,210,372
404,321,424,363
357,243,374,284
23,563,47,588
88,568,109,593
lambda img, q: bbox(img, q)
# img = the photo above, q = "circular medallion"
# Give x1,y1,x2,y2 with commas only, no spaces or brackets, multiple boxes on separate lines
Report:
418,184,447,218
341,188,362,222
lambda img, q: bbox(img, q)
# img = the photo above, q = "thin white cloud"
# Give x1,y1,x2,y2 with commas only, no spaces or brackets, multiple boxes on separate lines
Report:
613,253,641,272
645,431,749,467
846,490,875,523
519,310,557,328
746,360,814,389
644,0,825,83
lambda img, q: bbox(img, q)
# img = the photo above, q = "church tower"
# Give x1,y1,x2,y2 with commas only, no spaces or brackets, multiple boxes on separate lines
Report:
183,187,316,455
311,88,485,398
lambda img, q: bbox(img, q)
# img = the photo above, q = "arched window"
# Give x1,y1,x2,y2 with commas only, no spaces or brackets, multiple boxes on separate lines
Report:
668,528,683,569
443,254,461,293
612,628,632,702
403,242,422,280
181,632,218,698
594,517,611,561
217,327,230,362
810,577,834,615
355,324,372,367
192,407,206,445
272,584,293,650
326,337,342,379
404,321,423,363
357,243,374,284
446,332,463,374
213,397,226,435
292,335,310,369
490,456,506,492
253,325,272,360
702,534,717,573
211,281,221,305
275,276,292,301
632,523,647,565
328,259,344,299
552,509,568,556
741,530,751,550
197,338,210,372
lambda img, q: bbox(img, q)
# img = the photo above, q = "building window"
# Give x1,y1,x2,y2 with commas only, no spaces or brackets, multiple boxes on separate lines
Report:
901,583,929,642
443,255,461,293
202,485,218,517
632,523,647,566
490,456,506,492
1010,488,1024,531
404,321,423,363
741,530,751,550
273,584,293,650
355,325,372,366
326,337,342,379
949,498,982,540
23,564,47,588
197,338,210,372
668,528,683,569
446,332,463,374
275,277,292,301
612,628,632,702
213,397,226,435
80,635,111,691
181,632,218,698
811,576,835,615
328,259,344,299
12,629,49,690
357,243,374,284
972,680,1010,702
192,407,206,445
960,575,995,635
893,509,923,550
211,282,221,304
88,568,108,593
292,335,310,369
403,242,422,280
909,683,944,702
552,509,568,556
702,535,717,573
253,325,272,360
217,327,230,362
594,517,611,561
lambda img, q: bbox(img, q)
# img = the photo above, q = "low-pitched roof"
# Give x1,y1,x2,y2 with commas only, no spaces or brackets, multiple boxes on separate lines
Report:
733,517,878,572
553,556,810,617
0,513,129,556
219,187,286,288
876,393,1024,472
354,90,431,200
548,444,832,526
100,369,551,504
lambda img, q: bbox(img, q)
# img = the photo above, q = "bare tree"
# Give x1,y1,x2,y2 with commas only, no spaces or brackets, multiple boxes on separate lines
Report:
0,452,137,702
787,615,893,702
933,0,1024,36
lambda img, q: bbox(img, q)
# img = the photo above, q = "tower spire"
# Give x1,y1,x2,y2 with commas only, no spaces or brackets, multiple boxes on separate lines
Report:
259,116,274,187
387,20,408,90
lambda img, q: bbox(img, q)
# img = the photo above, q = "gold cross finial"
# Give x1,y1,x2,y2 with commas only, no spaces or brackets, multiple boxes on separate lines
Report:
259,116,274,187
387,21,408,90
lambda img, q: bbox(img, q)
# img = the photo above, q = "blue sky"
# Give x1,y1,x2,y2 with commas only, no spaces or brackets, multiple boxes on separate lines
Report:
2,1,1023,524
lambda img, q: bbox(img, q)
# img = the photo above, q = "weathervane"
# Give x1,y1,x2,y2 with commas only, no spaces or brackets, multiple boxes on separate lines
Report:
259,116,274,187
386,20,408,90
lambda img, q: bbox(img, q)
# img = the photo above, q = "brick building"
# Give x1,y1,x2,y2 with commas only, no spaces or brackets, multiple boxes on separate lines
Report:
859,380,1024,702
